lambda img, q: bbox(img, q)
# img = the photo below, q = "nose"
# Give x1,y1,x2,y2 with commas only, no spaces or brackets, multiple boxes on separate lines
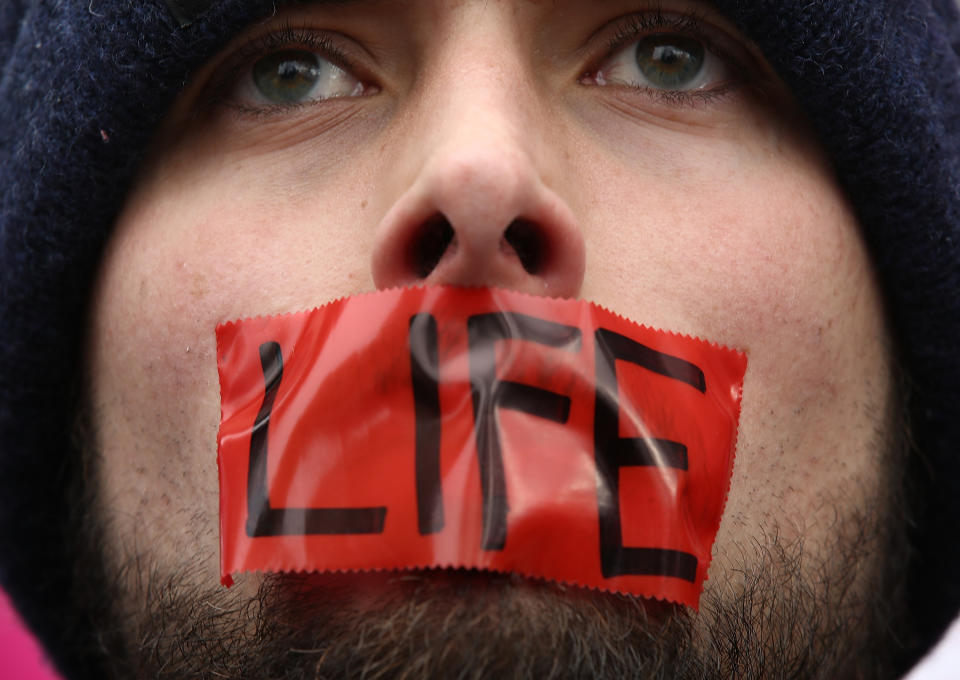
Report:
370,74,585,299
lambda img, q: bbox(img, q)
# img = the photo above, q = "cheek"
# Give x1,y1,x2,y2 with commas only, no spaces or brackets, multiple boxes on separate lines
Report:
574,123,891,547
88,154,379,574
579,123,871,345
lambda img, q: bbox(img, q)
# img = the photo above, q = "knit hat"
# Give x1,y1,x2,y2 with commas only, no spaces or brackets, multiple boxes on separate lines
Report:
1,1,958,677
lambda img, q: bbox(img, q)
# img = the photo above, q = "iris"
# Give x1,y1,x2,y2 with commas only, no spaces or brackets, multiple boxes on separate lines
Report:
252,50,323,104
635,35,705,90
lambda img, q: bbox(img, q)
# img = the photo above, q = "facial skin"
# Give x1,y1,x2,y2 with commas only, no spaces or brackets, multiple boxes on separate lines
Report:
83,0,907,677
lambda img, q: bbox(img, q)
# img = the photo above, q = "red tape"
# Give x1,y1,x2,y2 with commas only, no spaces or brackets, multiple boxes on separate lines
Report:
216,286,746,608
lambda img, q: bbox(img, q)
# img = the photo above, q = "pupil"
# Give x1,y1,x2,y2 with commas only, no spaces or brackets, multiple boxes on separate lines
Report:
635,34,705,89
252,50,322,104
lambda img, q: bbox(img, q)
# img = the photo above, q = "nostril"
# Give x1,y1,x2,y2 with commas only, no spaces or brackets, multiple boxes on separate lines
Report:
504,219,545,275
408,213,455,278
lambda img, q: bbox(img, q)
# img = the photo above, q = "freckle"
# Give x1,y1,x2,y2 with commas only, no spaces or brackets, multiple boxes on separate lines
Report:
361,200,368,209
191,273,207,298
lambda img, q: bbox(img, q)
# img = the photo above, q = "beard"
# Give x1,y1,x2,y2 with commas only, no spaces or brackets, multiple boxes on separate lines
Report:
72,482,912,680
69,374,915,680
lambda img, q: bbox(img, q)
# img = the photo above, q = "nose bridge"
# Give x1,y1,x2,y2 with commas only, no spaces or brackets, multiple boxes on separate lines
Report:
370,9,585,299
422,26,540,201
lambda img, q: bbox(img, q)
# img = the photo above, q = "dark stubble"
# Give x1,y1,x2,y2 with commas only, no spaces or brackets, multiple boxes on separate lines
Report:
69,394,914,679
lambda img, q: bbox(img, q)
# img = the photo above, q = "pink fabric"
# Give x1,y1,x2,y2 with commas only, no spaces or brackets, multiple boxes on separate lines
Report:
0,587,61,679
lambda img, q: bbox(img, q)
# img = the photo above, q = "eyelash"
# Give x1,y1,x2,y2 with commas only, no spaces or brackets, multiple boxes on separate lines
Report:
205,24,361,113
206,11,750,114
608,9,711,51
590,10,749,106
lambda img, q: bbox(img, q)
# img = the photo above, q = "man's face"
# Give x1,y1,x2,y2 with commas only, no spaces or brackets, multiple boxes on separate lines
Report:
85,0,904,676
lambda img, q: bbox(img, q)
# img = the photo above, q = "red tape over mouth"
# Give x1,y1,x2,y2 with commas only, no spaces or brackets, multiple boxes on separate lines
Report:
216,286,747,608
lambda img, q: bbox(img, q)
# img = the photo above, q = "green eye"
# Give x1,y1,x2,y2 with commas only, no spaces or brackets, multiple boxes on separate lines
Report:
252,50,324,104
635,35,705,90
